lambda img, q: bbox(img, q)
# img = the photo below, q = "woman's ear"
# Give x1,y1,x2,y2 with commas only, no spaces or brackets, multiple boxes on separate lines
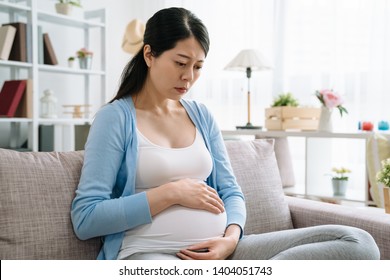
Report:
143,44,153,67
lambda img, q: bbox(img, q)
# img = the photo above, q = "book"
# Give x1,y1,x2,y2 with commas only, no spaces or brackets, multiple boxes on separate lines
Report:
14,79,33,118
2,22,27,62
39,124,54,151
0,80,27,117
0,25,17,60
75,124,91,150
26,23,32,63
37,26,44,64
43,33,58,65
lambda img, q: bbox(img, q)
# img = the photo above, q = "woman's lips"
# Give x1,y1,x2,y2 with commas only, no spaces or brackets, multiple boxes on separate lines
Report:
175,87,188,94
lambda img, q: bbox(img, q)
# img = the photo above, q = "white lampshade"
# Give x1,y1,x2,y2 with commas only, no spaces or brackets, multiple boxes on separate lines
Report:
224,49,272,71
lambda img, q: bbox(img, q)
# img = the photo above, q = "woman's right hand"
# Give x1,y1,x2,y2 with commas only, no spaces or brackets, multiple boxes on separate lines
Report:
171,178,225,214
146,178,225,216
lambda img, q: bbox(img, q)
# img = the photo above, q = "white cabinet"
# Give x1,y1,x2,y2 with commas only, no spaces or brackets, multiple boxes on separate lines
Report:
222,129,390,206
0,0,106,151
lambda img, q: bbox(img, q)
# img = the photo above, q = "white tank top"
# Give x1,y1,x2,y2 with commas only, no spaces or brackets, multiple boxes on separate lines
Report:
117,128,227,259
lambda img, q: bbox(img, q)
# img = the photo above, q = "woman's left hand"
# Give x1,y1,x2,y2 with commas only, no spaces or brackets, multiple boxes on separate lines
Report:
177,224,241,260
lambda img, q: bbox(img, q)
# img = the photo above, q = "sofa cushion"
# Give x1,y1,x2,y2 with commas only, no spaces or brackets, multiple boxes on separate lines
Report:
224,139,293,235
0,149,101,260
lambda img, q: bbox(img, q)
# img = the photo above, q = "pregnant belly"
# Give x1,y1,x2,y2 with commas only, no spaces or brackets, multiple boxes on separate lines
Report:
131,205,227,242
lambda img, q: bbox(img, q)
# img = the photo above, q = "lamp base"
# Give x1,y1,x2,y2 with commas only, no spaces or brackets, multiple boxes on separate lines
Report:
236,123,262,130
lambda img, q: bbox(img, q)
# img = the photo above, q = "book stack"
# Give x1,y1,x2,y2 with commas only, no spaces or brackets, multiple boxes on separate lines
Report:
0,79,33,118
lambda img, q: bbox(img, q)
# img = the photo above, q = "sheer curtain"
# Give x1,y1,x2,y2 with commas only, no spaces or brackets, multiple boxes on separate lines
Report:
273,0,390,199
275,0,390,130
164,0,390,131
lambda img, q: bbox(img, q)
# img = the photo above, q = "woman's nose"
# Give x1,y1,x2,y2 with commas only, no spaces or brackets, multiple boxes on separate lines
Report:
181,67,194,81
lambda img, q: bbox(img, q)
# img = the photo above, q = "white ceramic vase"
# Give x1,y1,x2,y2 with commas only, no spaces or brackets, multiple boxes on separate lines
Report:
318,106,333,132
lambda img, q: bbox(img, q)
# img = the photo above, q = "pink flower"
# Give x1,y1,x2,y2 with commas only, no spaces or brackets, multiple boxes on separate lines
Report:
76,47,93,58
315,89,348,117
321,89,343,108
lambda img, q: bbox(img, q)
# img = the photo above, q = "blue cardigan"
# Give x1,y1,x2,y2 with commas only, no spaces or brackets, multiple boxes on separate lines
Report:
71,97,246,260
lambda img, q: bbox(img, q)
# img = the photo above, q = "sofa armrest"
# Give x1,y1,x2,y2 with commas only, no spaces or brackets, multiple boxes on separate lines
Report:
286,196,390,260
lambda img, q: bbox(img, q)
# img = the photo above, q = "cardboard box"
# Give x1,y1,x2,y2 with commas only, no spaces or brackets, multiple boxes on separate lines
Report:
265,106,321,130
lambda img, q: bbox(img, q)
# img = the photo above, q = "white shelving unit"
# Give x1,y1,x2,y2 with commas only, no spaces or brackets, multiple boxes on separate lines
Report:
222,129,390,206
0,0,106,151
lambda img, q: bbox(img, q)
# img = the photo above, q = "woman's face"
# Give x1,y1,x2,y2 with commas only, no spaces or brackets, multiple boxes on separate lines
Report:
144,36,206,100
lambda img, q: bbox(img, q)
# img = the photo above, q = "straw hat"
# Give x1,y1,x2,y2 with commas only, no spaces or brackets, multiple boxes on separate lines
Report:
122,19,145,55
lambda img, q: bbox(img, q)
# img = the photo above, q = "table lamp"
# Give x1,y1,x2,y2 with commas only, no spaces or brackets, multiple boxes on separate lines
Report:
224,49,271,129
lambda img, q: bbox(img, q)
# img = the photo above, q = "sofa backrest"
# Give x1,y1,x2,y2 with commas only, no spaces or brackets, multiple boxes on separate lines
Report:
0,139,292,259
0,149,101,260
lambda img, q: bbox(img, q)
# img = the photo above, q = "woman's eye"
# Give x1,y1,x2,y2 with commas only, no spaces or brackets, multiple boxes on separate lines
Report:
176,62,186,67
195,65,203,70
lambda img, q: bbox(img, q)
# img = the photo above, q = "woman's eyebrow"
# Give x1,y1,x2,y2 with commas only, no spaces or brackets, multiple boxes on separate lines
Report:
176,53,204,62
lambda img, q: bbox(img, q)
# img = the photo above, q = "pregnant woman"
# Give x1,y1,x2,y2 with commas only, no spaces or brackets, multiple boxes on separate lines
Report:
71,7,379,260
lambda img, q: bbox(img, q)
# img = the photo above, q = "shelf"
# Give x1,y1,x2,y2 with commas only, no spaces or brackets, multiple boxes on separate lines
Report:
37,10,105,28
0,61,105,75
222,129,388,206
0,2,31,13
38,64,105,75
0,118,32,123
308,188,366,202
221,129,388,139
0,118,92,125
38,118,92,125
0,60,33,68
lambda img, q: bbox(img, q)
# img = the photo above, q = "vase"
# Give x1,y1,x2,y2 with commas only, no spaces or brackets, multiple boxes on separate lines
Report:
332,179,347,196
384,187,390,214
78,56,92,69
317,106,333,132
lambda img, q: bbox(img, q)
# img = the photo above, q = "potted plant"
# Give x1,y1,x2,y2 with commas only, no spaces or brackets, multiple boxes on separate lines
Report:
67,56,75,67
331,167,351,196
55,1,82,16
271,92,299,107
376,158,390,213
265,92,321,130
76,47,93,69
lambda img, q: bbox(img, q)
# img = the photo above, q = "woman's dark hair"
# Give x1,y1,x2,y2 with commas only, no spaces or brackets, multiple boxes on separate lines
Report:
110,7,210,102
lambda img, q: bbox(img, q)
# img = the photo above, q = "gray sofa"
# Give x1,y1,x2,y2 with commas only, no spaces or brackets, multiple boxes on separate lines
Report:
1,139,389,260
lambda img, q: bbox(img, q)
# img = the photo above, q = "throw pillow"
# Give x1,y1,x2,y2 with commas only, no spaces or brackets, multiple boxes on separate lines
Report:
0,149,101,259
224,139,293,235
